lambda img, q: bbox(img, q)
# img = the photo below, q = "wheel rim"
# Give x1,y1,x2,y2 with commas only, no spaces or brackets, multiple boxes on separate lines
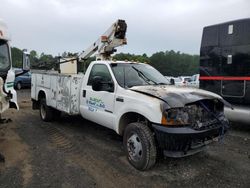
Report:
17,83,21,90
40,104,46,119
127,133,143,161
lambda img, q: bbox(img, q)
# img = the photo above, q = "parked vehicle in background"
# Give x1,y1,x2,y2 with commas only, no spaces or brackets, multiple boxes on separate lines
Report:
164,76,172,84
187,74,199,88
0,19,30,114
172,76,190,86
14,71,31,90
171,77,182,86
199,18,250,124
181,76,191,85
164,76,171,82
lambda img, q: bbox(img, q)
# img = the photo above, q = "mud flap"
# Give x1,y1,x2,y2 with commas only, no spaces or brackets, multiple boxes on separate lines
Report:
9,101,19,110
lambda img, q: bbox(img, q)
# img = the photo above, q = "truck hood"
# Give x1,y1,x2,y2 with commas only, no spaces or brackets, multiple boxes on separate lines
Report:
130,85,230,108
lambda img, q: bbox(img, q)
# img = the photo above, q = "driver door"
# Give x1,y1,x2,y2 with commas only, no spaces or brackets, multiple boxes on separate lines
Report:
80,64,116,129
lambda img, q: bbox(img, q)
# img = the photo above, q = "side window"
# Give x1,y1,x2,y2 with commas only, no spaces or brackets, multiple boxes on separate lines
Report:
201,26,219,47
87,64,113,85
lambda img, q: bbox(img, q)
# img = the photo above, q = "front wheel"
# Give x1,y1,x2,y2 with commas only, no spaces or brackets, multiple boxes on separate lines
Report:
123,122,157,170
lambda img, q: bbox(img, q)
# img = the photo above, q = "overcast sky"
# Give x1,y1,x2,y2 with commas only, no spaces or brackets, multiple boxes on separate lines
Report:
0,0,249,56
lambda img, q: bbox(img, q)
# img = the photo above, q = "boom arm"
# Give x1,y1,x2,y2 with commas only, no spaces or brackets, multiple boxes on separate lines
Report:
78,19,127,61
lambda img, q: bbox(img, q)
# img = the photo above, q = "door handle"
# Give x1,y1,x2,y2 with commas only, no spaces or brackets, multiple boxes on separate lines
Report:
83,90,86,97
116,97,124,102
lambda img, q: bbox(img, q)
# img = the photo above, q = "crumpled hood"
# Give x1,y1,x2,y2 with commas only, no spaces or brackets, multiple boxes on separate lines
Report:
130,85,229,108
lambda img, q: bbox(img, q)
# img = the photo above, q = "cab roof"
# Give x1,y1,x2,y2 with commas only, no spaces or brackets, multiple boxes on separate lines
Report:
93,60,145,65
203,18,250,29
0,19,10,41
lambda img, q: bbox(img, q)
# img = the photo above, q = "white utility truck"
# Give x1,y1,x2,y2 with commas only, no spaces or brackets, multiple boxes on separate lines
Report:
0,19,30,116
31,20,229,170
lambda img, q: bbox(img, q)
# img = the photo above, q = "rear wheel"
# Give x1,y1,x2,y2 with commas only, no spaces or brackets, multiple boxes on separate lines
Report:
40,98,53,122
53,109,61,120
123,122,157,170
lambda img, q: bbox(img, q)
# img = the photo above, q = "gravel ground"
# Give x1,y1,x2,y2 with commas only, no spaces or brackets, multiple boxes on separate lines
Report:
0,89,249,188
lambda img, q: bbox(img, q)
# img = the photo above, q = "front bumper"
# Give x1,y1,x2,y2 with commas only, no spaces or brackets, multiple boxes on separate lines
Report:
152,123,228,157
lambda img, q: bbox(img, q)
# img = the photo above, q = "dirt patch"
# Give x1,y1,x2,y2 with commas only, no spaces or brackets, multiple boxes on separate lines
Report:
0,123,33,186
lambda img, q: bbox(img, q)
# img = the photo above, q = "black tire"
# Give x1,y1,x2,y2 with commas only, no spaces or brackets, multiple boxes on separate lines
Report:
123,122,157,170
39,98,53,122
53,109,61,120
16,82,22,90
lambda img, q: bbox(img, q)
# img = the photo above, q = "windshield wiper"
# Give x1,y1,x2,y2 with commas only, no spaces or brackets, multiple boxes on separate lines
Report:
132,66,158,85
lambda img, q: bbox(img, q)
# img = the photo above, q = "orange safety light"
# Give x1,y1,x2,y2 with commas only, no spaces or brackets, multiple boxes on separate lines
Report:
123,38,127,44
101,36,108,42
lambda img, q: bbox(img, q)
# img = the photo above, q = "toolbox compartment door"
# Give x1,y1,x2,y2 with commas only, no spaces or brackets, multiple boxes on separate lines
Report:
56,75,71,113
221,80,245,97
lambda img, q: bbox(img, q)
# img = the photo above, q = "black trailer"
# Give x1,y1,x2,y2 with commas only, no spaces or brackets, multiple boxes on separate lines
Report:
199,18,250,123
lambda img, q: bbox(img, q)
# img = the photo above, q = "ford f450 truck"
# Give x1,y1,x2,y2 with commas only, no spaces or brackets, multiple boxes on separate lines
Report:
31,20,229,170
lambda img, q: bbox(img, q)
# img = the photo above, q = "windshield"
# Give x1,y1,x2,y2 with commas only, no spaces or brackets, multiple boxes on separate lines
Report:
184,77,190,82
0,40,10,71
111,63,169,88
174,77,182,82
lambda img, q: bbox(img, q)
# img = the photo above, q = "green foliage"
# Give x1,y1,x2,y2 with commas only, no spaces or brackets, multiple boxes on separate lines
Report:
150,50,199,76
80,57,95,73
30,50,37,58
113,51,199,76
39,53,54,63
113,53,150,63
10,47,199,76
29,50,39,68
11,47,23,68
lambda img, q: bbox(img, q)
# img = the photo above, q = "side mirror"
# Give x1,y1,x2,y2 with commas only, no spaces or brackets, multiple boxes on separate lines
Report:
22,50,30,71
92,76,114,92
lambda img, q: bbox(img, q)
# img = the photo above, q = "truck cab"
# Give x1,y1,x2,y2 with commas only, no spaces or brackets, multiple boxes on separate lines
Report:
79,61,166,131
0,20,18,112
0,19,30,113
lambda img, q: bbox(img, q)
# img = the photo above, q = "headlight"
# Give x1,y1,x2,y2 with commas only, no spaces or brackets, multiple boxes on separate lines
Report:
161,100,223,128
161,108,189,126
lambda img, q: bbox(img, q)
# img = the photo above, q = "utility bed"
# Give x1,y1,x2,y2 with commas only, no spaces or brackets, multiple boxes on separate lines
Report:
31,71,83,115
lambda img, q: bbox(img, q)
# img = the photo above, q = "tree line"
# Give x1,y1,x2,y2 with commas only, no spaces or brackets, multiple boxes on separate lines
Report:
11,47,199,76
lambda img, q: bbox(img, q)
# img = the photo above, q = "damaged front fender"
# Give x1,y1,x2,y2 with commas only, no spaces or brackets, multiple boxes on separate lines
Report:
130,85,230,157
